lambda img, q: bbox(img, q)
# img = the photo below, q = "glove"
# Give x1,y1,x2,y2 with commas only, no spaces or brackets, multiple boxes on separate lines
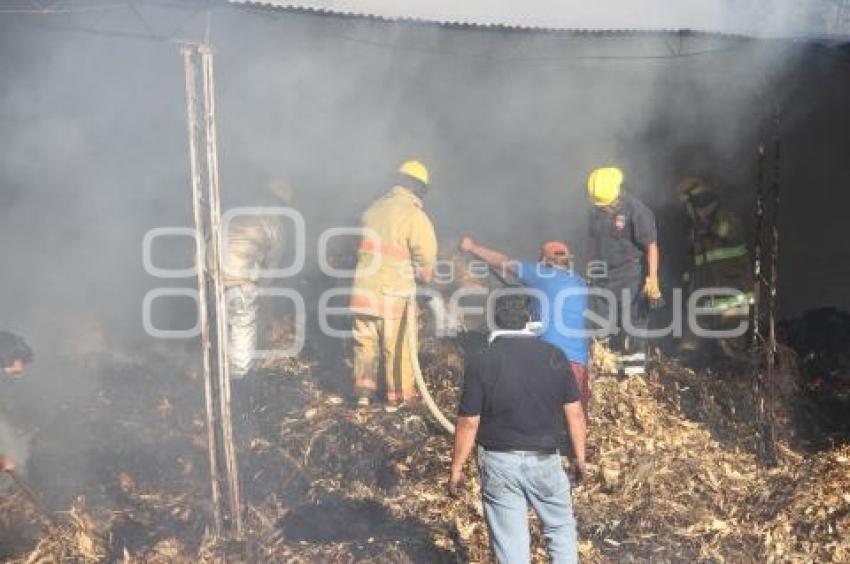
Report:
644,276,665,309
643,276,662,301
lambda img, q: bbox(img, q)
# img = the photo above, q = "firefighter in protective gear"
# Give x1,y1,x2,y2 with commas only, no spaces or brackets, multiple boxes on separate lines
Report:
222,181,292,377
350,159,437,408
587,166,661,376
677,177,753,358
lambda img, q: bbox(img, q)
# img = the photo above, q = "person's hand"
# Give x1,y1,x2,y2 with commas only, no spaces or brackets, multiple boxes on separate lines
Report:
643,276,662,301
458,236,475,253
571,459,586,483
0,455,16,472
447,470,464,498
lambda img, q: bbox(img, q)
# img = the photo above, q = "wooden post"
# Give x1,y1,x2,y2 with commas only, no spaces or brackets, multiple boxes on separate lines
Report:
764,105,782,463
182,44,223,536
200,43,243,535
751,107,780,467
181,42,243,537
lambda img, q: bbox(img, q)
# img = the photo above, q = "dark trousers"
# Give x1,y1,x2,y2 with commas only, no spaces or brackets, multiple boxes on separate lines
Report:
592,267,648,358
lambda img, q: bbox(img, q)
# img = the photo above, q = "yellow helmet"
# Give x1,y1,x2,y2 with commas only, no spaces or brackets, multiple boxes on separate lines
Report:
399,159,430,186
587,167,623,207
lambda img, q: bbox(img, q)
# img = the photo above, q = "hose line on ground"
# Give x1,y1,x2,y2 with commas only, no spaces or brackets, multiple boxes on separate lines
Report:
406,299,455,435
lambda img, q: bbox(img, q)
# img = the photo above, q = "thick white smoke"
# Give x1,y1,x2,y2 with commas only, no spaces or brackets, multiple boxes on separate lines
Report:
0,3,848,505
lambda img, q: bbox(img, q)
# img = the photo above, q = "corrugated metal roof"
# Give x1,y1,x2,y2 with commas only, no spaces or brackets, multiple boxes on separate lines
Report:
227,0,850,39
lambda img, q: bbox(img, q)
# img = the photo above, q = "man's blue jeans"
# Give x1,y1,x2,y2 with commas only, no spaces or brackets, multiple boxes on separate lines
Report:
477,447,578,564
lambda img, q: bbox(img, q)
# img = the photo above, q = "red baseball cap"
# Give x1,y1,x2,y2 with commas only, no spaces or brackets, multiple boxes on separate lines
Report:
541,241,571,261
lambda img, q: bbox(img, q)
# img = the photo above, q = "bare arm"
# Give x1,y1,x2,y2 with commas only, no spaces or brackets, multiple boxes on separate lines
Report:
449,415,480,486
459,236,518,275
563,401,587,476
646,242,659,280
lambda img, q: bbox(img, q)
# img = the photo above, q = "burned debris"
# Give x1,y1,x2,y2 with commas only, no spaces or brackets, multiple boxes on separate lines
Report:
2,2,850,562
0,314,848,561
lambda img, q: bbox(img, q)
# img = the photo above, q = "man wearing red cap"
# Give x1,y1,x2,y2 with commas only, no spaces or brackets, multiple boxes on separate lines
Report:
458,237,590,416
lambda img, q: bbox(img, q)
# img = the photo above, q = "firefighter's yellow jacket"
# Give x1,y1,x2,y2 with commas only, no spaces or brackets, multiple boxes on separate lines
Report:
350,186,438,318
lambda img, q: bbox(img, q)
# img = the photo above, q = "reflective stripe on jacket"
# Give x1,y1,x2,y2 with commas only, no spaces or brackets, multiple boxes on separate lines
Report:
694,244,748,266
692,210,748,267
351,186,437,318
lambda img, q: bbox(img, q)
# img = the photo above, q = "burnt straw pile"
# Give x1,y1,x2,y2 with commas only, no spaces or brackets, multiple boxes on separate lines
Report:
1,322,849,562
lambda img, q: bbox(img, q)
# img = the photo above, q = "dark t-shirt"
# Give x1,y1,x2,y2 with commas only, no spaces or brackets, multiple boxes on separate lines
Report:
458,335,580,451
589,193,657,275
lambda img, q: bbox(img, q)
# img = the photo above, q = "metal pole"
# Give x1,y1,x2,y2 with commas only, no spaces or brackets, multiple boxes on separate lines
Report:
181,44,223,536
200,44,243,535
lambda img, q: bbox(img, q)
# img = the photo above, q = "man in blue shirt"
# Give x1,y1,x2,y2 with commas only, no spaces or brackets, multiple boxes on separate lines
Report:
458,236,590,415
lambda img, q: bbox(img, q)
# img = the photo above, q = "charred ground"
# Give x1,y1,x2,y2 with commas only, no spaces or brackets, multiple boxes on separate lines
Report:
0,306,849,562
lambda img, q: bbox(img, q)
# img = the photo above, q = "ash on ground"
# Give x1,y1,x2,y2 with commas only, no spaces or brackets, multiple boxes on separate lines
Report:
1,311,850,563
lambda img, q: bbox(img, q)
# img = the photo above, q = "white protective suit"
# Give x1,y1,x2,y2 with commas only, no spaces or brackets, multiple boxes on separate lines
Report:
219,211,285,377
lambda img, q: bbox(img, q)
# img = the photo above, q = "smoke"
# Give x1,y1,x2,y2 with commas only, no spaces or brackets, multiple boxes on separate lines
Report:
0,1,849,502
212,7,807,288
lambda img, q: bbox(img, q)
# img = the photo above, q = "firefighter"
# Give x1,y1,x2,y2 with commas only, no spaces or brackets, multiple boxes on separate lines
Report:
586,166,661,376
350,159,437,411
0,331,33,471
222,181,293,378
677,177,753,358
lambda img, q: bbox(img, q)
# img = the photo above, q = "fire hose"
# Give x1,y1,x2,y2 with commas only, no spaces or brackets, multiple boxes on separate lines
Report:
407,299,455,435
407,264,521,436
